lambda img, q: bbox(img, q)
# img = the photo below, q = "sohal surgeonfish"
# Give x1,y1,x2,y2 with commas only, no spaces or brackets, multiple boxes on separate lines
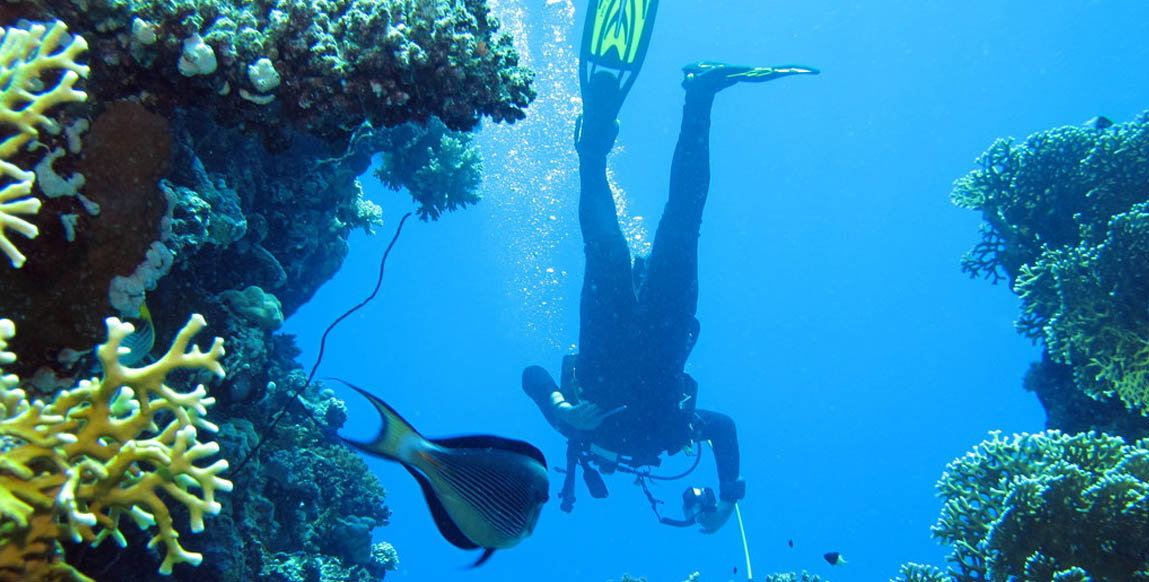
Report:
335,380,549,566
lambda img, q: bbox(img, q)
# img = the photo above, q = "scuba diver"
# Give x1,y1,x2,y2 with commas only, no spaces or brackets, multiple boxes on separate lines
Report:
522,0,819,533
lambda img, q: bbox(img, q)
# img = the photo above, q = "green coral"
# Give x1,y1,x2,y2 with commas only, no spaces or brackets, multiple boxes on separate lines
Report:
1014,203,1149,411
373,118,483,220
953,113,1149,411
926,431,1149,582
892,563,949,582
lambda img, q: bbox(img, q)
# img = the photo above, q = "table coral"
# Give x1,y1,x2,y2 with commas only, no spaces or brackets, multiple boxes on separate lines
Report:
0,20,89,267
0,314,231,580
953,113,1149,414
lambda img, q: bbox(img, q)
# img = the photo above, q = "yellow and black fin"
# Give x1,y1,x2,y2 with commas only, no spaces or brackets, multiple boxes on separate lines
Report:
578,0,660,120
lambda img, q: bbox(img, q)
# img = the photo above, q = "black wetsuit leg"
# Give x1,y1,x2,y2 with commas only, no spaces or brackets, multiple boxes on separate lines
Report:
695,409,744,502
575,74,638,403
638,90,716,373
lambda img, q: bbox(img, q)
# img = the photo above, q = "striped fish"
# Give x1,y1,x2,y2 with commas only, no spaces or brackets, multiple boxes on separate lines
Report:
336,380,549,566
118,301,155,366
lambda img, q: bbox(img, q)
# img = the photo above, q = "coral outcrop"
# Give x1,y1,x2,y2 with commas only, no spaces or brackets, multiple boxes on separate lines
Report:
372,117,483,220
6,0,534,146
896,431,1149,582
953,113,1149,429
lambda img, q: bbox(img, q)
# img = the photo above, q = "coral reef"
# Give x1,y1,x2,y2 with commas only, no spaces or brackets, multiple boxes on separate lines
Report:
909,431,1149,582
44,107,394,582
0,20,89,268
0,0,534,577
1,99,175,366
188,375,394,582
0,314,230,581
763,571,826,582
373,117,483,220
1024,355,1149,440
5,0,534,146
892,563,948,582
953,112,1149,425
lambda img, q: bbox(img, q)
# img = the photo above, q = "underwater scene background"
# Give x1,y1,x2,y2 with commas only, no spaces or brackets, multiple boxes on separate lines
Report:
290,1,1149,581
2,0,1149,581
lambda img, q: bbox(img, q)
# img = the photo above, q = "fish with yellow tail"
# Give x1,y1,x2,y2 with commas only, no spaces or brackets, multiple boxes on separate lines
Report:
333,379,549,567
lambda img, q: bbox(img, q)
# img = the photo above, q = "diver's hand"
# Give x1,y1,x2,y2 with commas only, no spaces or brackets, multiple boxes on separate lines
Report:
554,401,612,431
696,500,736,534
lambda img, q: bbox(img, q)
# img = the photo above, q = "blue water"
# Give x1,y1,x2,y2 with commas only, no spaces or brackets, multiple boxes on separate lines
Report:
284,1,1149,581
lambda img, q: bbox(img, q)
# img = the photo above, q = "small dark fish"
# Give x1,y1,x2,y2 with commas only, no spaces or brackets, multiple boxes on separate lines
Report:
336,379,550,567
788,539,794,548
733,566,738,574
824,551,846,566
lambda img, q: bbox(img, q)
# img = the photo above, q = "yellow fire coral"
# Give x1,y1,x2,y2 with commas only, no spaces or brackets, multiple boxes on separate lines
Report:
0,314,231,581
0,20,89,268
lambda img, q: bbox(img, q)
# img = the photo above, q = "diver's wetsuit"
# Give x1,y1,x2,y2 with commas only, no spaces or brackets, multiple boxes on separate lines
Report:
523,72,743,504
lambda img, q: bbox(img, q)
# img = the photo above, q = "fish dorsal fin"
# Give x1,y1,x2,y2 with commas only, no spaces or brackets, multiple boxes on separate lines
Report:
404,464,480,550
431,435,548,470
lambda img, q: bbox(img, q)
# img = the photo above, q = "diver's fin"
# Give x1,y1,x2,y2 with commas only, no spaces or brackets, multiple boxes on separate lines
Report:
469,548,496,568
404,465,481,550
579,0,660,120
432,435,548,469
682,61,820,93
331,378,423,461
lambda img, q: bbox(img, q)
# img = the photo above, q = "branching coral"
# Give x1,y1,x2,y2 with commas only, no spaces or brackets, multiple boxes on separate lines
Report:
1014,202,1149,411
0,20,89,267
373,118,483,220
0,314,231,581
923,431,1149,582
892,563,949,582
953,113,1149,413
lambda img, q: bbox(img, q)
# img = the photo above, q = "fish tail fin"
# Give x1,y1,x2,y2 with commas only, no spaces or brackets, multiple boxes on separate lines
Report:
328,378,422,461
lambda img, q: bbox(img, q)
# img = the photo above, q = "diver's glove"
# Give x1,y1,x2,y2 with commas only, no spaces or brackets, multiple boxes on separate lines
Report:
553,399,627,431
696,500,736,534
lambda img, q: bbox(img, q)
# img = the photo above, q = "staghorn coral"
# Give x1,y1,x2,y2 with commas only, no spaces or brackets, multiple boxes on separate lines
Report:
921,431,1149,582
373,117,483,220
0,20,89,268
0,314,231,580
953,112,1149,418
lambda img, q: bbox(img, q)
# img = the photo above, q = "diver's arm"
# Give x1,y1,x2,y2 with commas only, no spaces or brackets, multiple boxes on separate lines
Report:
694,409,746,533
523,366,570,433
522,365,621,432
